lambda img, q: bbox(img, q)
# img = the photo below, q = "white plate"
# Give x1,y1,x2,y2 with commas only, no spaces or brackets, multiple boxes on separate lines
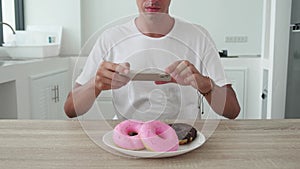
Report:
102,130,206,158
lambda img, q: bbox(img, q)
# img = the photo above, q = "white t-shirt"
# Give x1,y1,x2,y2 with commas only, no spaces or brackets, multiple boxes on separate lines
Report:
76,18,230,121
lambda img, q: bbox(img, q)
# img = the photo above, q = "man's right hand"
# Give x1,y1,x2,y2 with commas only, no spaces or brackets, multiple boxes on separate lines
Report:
95,61,131,91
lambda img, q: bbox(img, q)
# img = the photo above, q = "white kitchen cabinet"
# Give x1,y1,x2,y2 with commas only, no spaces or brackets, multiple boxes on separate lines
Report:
0,81,17,119
30,69,68,120
221,57,261,119
0,57,71,119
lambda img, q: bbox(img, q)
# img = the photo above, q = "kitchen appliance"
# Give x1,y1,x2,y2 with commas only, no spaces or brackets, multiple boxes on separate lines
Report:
285,0,300,118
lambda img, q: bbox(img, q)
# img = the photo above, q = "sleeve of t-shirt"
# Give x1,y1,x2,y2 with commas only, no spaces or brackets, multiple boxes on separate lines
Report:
200,32,231,87
202,47,231,87
76,38,104,85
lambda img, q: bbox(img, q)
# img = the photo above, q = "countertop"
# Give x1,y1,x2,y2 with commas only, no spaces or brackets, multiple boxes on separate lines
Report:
0,59,37,67
0,119,299,169
0,57,64,67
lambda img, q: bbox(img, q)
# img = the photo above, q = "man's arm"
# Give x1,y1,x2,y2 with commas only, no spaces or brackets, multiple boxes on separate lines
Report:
157,60,240,119
202,83,240,119
64,61,130,118
64,79,100,118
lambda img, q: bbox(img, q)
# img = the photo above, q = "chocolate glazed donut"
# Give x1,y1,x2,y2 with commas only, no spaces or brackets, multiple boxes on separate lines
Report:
169,123,197,145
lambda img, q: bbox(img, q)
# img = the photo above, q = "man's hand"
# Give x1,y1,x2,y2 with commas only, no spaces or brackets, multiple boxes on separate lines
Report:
95,61,131,91
155,60,212,94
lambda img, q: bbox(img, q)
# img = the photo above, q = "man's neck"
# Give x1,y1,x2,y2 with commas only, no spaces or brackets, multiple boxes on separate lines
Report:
135,13,175,38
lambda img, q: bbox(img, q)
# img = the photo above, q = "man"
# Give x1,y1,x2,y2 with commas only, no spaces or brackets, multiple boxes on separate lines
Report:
64,0,240,120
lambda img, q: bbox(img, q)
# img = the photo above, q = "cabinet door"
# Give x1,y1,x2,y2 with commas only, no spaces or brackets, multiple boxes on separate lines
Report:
201,68,247,119
30,69,68,120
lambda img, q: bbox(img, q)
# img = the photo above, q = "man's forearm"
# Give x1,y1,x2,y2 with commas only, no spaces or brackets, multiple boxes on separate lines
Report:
64,78,101,118
204,85,240,119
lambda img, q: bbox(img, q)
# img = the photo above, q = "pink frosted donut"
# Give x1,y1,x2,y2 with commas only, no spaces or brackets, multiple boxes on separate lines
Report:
113,120,145,150
140,120,179,152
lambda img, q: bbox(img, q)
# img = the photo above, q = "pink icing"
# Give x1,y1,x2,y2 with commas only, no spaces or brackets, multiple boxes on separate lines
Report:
113,120,145,150
139,120,179,152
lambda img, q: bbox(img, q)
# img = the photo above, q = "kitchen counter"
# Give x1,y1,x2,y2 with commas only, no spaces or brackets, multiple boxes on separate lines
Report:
0,57,64,67
0,119,299,169
0,59,38,67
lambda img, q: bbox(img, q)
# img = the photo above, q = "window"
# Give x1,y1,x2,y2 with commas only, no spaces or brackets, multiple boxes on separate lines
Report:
0,0,24,46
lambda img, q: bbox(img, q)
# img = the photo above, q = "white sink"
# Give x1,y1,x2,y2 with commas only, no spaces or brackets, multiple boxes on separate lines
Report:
4,44,61,59
3,26,62,60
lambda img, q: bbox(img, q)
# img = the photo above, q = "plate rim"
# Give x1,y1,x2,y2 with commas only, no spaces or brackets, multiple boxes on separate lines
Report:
102,130,206,158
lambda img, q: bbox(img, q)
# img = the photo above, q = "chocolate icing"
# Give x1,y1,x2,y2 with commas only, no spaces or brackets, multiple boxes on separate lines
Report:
169,123,197,145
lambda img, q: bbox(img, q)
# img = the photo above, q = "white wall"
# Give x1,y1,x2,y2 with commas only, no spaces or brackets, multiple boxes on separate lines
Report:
81,0,263,56
24,0,81,56
81,0,137,47
171,0,263,56
0,0,15,58
2,0,15,43
22,0,263,57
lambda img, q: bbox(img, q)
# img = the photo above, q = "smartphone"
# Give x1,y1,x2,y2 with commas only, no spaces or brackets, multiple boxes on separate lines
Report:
121,70,171,81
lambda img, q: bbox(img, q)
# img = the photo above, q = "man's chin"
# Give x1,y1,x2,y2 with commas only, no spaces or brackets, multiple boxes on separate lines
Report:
141,12,167,18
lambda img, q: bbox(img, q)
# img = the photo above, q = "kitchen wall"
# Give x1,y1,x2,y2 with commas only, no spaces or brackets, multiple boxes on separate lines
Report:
2,0,15,43
172,0,263,56
23,0,263,57
81,0,263,56
24,0,82,56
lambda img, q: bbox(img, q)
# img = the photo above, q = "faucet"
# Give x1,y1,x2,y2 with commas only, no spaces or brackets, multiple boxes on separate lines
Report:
0,22,16,46
0,22,16,34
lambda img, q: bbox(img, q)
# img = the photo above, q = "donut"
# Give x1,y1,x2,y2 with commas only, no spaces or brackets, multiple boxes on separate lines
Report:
139,120,179,152
169,123,197,145
113,120,145,150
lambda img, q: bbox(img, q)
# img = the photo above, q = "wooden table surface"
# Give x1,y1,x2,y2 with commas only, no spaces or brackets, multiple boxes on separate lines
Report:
0,119,300,169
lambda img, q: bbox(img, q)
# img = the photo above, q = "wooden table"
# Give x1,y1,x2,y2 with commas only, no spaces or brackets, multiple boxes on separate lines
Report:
0,119,300,169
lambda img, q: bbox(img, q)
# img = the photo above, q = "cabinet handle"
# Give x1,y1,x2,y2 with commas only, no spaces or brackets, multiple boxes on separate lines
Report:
52,86,57,102
56,85,60,102
261,89,268,100
51,85,60,103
